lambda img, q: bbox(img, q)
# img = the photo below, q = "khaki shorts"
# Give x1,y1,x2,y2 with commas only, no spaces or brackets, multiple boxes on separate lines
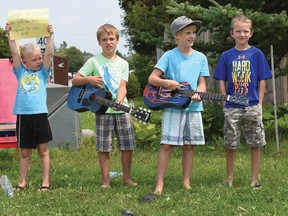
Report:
223,104,266,149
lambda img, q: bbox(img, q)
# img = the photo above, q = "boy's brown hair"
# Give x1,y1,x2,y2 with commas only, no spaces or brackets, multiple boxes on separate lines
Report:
96,24,119,42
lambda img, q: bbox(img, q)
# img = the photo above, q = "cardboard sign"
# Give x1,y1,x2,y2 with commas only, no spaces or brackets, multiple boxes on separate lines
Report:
7,8,49,40
0,59,17,123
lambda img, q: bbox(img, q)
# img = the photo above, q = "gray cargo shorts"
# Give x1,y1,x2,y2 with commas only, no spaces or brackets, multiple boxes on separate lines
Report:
223,104,266,149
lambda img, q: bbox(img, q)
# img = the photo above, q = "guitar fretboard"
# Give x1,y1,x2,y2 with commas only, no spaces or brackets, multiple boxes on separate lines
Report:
183,90,228,101
91,95,132,113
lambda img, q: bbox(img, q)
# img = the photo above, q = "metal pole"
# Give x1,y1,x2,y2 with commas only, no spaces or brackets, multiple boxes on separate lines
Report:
270,45,279,151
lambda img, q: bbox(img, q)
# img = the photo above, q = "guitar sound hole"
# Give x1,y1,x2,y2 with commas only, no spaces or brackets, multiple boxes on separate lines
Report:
89,94,96,102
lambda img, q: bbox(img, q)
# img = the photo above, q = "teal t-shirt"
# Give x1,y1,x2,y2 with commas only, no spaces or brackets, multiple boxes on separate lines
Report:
79,54,129,114
12,63,50,114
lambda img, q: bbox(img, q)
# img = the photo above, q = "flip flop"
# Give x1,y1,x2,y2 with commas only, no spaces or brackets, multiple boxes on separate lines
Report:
38,185,51,192
14,185,26,191
138,193,159,203
100,185,111,189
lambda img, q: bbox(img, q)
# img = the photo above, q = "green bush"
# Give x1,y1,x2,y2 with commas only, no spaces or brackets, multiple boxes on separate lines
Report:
202,101,225,145
263,105,288,140
127,73,140,99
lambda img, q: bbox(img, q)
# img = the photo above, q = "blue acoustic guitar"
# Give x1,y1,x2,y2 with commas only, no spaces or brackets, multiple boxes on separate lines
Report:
67,84,151,123
143,81,249,110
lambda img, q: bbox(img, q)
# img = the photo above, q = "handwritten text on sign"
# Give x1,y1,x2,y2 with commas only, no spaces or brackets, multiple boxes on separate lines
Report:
7,8,49,40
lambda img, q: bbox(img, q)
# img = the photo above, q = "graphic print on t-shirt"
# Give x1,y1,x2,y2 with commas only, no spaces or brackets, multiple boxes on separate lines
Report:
101,65,118,96
20,71,40,95
232,55,251,94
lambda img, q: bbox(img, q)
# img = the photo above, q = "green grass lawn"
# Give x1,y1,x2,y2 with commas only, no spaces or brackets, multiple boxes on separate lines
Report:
1,111,288,215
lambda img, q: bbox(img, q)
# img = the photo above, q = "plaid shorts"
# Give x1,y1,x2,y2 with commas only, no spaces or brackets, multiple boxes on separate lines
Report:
96,113,136,152
161,109,205,146
223,104,266,149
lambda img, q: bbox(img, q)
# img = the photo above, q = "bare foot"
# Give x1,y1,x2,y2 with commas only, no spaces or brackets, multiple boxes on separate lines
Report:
184,184,191,190
124,179,138,187
101,179,110,188
154,183,163,195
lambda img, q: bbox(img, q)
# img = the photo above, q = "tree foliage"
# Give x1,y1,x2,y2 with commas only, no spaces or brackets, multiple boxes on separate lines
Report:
167,0,288,71
57,46,85,74
0,28,11,58
126,72,141,99
120,0,175,55
120,0,288,74
128,53,155,95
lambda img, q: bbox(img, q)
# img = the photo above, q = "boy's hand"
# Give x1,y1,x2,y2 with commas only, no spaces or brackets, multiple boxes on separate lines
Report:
5,23,11,34
166,80,180,90
191,93,201,102
88,76,104,88
48,25,53,36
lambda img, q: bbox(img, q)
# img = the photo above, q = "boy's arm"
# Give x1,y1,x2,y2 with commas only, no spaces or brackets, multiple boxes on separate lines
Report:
5,23,21,69
258,80,266,106
148,68,180,90
196,76,206,92
43,25,54,71
191,76,206,102
219,80,227,107
72,72,103,87
116,80,127,104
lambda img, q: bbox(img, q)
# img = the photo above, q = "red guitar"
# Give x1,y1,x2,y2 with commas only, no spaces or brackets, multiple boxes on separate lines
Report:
143,81,249,110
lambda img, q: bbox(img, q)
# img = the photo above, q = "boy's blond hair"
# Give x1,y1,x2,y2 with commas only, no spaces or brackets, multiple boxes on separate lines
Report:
175,24,197,36
20,43,41,59
96,24,119,42
231,15,253,31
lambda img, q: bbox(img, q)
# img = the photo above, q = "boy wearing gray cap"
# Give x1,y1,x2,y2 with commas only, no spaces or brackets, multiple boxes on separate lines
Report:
148,16,210,194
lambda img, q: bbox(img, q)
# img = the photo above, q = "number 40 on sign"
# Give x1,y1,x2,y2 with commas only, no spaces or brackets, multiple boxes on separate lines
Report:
36,37,47,54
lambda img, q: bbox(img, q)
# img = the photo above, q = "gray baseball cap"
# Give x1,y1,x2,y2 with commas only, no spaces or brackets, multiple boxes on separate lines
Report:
170,16,202,36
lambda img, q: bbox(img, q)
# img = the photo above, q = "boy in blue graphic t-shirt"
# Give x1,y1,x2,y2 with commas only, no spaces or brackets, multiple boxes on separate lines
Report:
213,15,272,189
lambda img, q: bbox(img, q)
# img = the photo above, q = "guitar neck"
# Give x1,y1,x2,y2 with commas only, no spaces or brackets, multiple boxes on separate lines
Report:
93,95,132,113
184,90,229,101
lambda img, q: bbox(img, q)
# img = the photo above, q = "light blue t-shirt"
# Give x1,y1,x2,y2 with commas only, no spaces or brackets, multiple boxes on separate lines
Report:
155,47,210,111
12,63,50,114
79,54,129,114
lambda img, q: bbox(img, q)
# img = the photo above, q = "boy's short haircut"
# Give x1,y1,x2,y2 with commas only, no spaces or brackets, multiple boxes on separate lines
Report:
231,15,253,30
96,24,119,41
20,43,40,59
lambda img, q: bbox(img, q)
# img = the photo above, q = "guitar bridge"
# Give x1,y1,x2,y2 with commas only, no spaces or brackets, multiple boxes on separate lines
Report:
77,85,86,103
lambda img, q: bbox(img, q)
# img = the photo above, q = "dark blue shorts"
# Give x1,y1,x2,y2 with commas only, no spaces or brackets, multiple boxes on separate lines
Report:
16,114,53,149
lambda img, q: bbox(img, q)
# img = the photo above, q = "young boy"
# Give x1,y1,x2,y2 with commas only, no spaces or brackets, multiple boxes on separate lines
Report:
148,16,210,194
72,24,137,188
5,23,53,191
213,15,272,189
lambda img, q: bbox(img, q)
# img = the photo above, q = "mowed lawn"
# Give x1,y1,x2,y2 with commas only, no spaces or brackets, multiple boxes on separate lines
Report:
0,110,287,215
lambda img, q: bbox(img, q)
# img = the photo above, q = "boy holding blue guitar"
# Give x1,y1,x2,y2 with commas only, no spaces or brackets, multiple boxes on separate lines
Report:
71,24,137,189
148,16,210,194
